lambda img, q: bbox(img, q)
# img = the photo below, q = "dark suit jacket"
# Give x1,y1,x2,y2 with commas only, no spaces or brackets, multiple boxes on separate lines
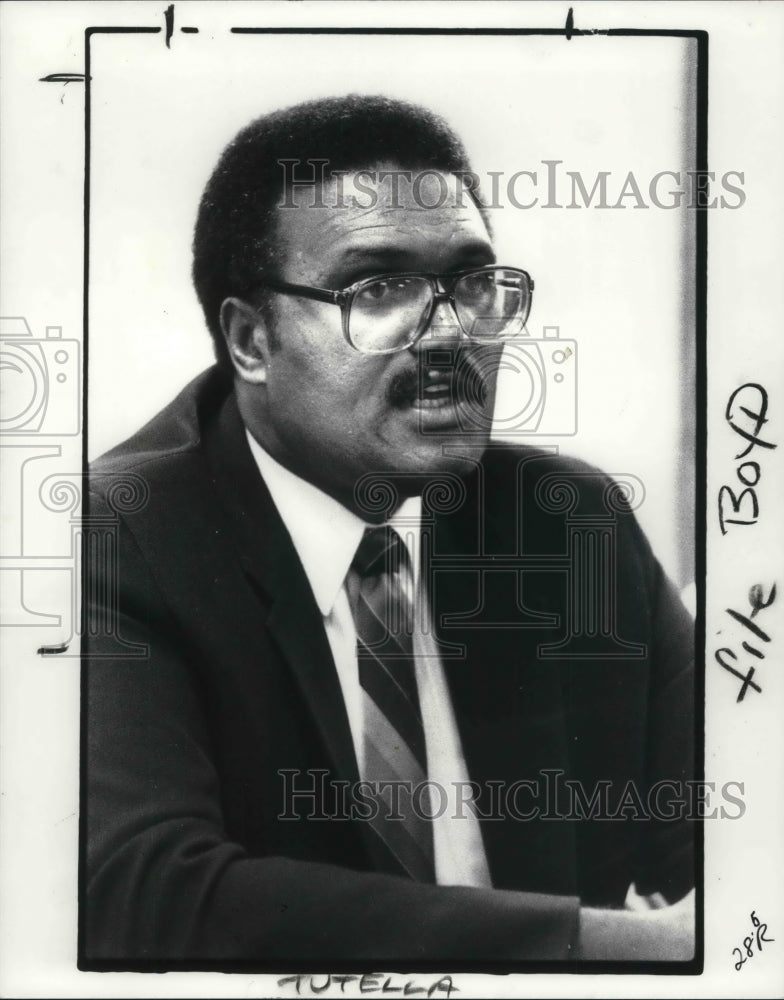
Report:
82,366,695,967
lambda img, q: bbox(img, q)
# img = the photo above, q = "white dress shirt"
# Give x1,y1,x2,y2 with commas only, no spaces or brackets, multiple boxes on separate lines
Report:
246,430,491,888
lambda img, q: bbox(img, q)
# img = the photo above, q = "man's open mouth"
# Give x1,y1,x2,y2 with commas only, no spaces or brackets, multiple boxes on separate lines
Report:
416,369,458,409
388,359,489,412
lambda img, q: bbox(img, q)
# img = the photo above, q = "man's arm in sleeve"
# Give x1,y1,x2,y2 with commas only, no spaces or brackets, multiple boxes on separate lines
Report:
631,505,696,903
577,498,696,960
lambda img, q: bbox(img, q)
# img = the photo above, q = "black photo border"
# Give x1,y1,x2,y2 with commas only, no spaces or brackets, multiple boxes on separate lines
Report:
78,14,707,979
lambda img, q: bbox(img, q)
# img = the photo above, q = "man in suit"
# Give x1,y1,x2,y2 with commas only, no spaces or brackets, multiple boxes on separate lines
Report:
83,95,696,966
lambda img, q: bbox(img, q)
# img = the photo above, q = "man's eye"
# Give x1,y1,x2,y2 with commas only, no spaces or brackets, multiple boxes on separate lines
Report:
461,273,494,295
361,279,412,301
365,280,391,299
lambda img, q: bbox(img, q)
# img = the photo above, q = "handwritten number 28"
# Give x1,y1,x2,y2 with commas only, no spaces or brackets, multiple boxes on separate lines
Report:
734,911,775,970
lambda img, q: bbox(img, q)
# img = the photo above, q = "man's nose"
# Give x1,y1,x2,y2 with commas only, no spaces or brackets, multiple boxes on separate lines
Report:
411,294,464,352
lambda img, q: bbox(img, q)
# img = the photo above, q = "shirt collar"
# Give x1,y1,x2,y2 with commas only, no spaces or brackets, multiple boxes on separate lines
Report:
246,430,421,616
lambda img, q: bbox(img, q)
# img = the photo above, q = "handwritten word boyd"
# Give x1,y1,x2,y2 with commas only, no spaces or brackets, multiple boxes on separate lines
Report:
718,383,777,535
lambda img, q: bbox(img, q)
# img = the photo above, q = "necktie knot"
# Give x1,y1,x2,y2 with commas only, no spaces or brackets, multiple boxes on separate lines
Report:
352,525,407,580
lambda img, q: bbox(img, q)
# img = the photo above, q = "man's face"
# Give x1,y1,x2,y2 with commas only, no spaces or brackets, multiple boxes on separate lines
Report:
232,168,502,514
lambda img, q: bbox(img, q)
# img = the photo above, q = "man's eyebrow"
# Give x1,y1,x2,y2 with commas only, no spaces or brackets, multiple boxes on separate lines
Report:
333,241,496,273
335,247,417,270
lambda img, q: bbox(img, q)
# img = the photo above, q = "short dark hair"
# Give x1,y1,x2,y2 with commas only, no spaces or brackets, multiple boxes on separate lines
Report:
192,94,485,371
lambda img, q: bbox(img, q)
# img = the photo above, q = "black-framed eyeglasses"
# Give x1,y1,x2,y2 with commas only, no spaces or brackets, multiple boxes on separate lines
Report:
256,266,534,355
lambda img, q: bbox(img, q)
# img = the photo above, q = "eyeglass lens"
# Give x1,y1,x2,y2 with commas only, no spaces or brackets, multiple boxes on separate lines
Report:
348,269,529,353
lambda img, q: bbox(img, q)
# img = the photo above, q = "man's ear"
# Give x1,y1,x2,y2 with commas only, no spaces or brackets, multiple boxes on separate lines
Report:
219,297,273,385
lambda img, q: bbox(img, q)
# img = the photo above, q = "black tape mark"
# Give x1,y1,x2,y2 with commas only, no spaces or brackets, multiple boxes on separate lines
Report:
164,3,174,48
565,8,574,40
39,73,85,84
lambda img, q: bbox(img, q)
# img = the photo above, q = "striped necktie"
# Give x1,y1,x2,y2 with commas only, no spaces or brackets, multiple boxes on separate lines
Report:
348,525,435,882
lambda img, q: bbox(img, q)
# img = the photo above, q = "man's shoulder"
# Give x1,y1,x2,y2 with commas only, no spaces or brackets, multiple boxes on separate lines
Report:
90,366,232,482
86,367,253,595
475,443,645,549
481,443,604,476
480,443,619,501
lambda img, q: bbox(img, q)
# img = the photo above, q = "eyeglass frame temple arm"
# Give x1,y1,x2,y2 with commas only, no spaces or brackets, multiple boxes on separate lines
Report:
257,278,346,306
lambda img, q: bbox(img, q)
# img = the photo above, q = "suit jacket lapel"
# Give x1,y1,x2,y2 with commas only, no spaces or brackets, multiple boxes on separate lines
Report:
203,395,361,790
202,396,431,879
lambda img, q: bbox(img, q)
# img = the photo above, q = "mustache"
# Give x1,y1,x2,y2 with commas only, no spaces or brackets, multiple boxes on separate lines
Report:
387,350,493,409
